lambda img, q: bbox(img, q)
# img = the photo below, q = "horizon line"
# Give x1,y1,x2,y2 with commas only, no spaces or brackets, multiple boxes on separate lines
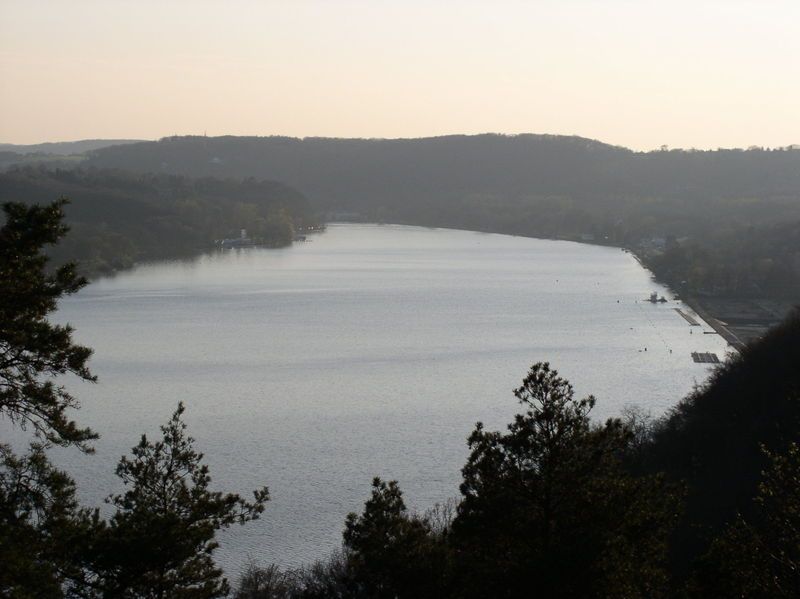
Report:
2,132,799,153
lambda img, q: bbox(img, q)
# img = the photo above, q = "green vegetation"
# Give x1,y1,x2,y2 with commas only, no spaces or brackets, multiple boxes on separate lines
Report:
0,168,316,276
2,199,799,597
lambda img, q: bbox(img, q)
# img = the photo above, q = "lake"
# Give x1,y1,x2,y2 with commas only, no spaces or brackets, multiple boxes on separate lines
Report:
43,223,729,574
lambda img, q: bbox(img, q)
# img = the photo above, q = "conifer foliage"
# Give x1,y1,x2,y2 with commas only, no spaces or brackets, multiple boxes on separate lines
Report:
343,478,446,598
1,200,99,596
452,362,680,598
1,200,270,598
0,199,96,449
82,403,270,598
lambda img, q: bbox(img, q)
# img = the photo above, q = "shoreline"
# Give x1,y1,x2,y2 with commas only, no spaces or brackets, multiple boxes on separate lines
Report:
680,296,745,351
79,220,764,350
622,246,744,351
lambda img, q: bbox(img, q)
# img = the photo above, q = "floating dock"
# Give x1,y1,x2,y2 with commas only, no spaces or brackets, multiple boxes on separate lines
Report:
691,352,720,364
675,308,701,326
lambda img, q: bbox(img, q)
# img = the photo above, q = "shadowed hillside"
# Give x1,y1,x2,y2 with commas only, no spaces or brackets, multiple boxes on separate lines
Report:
642,308,800,579
0,167,313,275
85,134,800,305
85,134,800,231
0,139,144,155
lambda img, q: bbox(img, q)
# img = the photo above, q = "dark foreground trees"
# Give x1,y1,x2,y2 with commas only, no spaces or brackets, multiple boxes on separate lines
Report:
341,478,449,598
2,403,269,598
695,443,800,598
1,199,99,596
72,404,269,598
0,443,97,597
0,199,96,449
238,363,682,599
1,200,269,598
452,363,680,599
642,307,800,582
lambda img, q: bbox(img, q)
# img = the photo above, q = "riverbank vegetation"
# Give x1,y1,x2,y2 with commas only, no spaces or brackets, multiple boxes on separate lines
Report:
0,167,316,276
2,200,799,597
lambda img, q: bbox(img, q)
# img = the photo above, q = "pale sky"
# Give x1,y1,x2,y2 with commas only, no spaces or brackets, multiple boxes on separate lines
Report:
1,0,798,150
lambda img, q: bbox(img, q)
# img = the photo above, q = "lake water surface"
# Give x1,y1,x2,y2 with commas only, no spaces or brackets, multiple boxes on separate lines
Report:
44,224,729,573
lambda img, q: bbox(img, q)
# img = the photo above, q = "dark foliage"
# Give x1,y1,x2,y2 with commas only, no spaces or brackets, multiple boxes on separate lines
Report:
451,363,680,599
642,308,800,579
341,478,449,598
694,443,800,598
1,200,269,598
76,403,269,598
0,199,100,597
234,553,356,599
0,168,314,276
0,444,99,598
0,199,96,449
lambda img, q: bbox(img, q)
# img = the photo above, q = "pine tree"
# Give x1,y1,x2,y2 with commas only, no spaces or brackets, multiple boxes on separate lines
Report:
452,362,680,598
86,403,269,598
1,200,100,596
343,478,446,599
0,199,96,450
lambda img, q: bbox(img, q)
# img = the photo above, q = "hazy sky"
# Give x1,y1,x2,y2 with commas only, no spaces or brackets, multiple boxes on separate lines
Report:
1,0,798,149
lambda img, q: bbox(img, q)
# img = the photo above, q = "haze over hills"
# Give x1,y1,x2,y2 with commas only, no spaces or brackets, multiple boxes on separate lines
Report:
85,134,800,226
0,139,145,156
3,132,798,323
82,133,800,334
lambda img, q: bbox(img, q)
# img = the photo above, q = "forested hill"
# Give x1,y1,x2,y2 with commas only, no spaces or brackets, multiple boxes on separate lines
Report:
86,134,800,300
85,134,800,222
0,167,313,275
0,139,143,155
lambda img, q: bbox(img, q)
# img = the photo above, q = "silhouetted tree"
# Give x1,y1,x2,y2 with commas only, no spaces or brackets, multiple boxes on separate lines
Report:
342,477,447,598
0,199,96,449
693,443,800,598
452,362,680,598
0,200,101,596
82,403,270,598
0,443,100,598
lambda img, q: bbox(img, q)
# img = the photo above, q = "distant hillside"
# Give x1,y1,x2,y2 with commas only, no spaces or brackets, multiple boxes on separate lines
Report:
85,134,800,300
0,139,145,155
88,135,800,234
0,167,313,275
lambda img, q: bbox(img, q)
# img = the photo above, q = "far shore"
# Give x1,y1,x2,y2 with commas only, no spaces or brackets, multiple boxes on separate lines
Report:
80,219,787,349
